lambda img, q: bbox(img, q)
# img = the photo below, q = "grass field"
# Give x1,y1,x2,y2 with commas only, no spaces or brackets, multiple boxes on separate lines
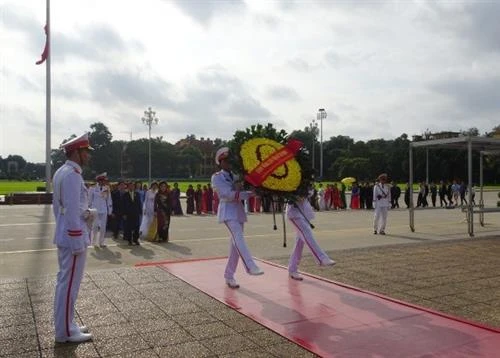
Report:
0,181,46,195
0,180,213,195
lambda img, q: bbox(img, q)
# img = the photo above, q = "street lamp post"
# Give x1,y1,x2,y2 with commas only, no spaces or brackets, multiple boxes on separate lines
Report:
317,108,327,179
309,119,318,171
119,131,132,179
141,107,159,185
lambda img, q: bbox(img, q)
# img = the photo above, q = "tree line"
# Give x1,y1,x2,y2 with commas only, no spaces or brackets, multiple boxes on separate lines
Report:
1,122,500,184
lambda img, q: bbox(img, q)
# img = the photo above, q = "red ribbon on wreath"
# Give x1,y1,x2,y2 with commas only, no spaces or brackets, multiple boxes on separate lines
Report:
244,139,303,187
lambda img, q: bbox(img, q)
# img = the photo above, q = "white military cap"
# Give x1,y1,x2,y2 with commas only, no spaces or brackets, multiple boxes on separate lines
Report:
215,147,230,165
96,172,107,180
60,133,94,154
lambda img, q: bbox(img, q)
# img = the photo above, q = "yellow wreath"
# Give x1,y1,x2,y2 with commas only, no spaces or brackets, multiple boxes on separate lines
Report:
240,138,302,192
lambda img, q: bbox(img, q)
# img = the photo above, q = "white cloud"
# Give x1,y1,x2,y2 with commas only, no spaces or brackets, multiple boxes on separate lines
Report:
1,0,499,163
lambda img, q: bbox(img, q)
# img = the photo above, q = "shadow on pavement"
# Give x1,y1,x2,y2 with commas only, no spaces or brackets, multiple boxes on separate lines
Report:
149,241,192,256
89,247,122,264
127,244,156,260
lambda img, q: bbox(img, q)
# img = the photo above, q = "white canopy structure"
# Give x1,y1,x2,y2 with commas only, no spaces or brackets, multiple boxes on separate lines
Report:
409,136,500,237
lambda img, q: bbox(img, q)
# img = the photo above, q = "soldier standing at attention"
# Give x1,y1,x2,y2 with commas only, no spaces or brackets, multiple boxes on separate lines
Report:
52,133,95,343
373,173,391,235
211,147,264,289
89,172,113,248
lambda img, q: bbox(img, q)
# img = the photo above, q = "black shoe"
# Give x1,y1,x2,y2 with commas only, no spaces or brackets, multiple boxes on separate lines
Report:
128,241,132,246
379,231,386,235
373,230,377,235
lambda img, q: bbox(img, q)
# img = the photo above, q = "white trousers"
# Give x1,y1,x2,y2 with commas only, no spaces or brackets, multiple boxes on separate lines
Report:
288,217,329,273
223,220,259,279
373,206,389,232
54,246,87,339
92,213,108,245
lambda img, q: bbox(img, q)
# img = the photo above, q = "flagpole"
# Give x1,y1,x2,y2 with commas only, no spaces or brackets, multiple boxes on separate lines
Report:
45,0,51,193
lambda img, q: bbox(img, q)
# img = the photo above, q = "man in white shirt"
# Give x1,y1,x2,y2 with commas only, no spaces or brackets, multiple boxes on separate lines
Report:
89,172,113,248
373,173,391,235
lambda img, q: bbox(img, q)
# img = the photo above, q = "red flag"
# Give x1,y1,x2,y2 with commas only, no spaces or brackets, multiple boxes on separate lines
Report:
36,24,49,65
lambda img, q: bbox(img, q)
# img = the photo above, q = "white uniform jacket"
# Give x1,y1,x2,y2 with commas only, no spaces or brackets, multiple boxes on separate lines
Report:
286,198,315,221
211,170,252,224
373,183,391,208
89,185,112,215
52,160,90,254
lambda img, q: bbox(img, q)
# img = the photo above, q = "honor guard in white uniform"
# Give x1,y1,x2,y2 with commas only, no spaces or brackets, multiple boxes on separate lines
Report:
211,147,264,289
52,133,95,343
373,173,391,235
287,196,336,281
89,172,113,247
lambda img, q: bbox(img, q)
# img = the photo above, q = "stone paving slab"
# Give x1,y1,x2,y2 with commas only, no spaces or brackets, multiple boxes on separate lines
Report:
0,266,316,358
1,237,499,357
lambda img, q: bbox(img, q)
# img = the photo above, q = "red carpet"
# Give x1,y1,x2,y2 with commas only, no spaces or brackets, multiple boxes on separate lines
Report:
152,258,500,357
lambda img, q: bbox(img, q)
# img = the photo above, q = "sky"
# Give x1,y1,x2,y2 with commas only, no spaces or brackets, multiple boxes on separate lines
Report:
1,0,500,163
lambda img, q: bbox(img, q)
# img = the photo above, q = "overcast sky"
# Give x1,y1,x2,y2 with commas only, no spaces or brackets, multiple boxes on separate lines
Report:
1,0,499,163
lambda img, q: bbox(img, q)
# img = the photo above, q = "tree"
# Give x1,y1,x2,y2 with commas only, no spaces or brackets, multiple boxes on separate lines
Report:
89,122,112,150
179,146,203,178
330,157,371,180
88,122,114,178
461,127,479,137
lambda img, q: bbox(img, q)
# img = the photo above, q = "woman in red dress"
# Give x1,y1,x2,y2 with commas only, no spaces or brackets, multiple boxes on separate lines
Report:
254,195,261,213
350,182,360,209
324,184,332,210
201,185,208,214
332,183,341,209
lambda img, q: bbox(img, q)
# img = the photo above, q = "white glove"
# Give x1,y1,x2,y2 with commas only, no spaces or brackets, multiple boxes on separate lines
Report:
70,238,86,256
238,191,255,201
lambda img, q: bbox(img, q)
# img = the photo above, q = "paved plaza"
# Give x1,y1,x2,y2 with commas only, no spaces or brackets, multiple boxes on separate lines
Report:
0,192,499,357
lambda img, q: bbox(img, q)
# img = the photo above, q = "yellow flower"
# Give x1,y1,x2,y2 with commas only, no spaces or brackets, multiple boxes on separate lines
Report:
240,138,302,192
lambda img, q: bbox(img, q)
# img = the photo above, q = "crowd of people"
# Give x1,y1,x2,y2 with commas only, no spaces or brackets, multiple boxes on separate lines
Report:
408,180,476,208
88,179,227,245
308,181,402,211
81,171,481,253
87,178,477,247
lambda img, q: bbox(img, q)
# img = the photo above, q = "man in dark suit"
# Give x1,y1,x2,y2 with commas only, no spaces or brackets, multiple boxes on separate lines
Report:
122,181,142,245
111,181,126,239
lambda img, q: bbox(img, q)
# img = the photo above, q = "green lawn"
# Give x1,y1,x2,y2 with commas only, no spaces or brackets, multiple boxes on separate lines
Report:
1,180,497,195
0,180,212,195
0,181,46,194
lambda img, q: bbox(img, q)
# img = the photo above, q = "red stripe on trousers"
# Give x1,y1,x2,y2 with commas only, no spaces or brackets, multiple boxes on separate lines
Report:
65,255,77,337
224,222,250,272
290,218,321,263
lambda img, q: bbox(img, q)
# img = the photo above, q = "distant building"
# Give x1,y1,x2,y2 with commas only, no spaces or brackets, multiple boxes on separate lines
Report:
431,131,461,140
412,131,460,142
